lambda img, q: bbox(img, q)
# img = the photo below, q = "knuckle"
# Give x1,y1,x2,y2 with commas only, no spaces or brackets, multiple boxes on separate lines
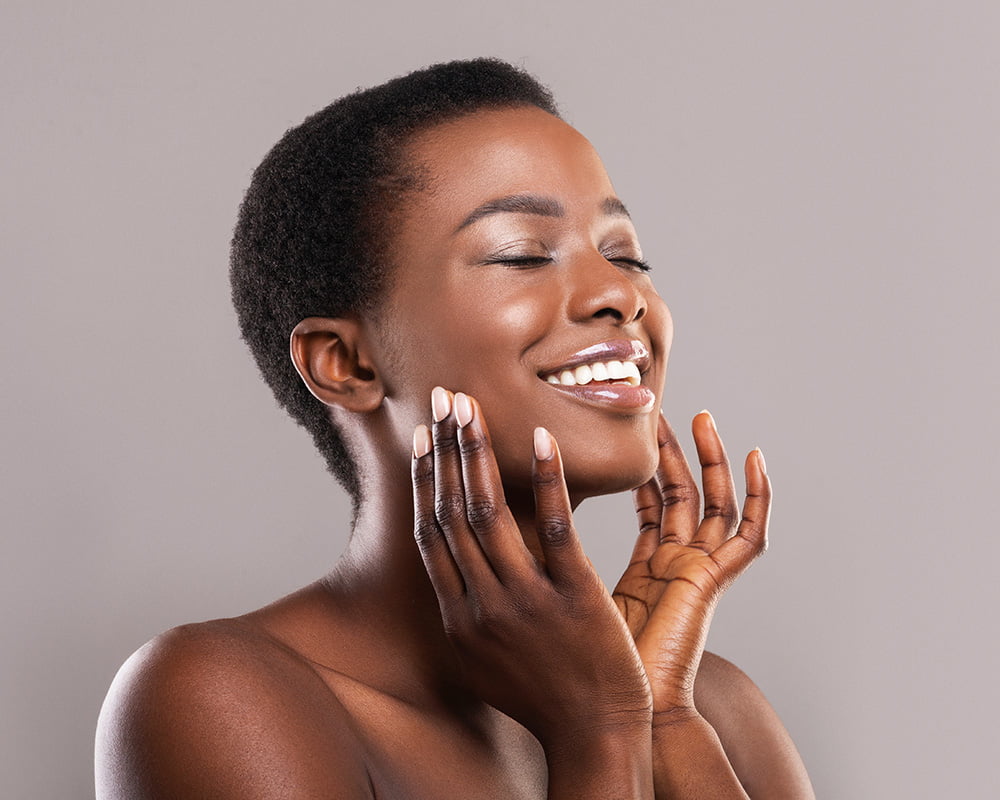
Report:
532,466,563,490
465,496,503,530
433,431,460,456
410,450,434,486
703,502,739,529
634,500,660,517
434,494,467,526
661,482,699,508
738,519,768,555
413,512,442,544
458,432,489,458
538,515,574,547
469,596,504,634
508,594,538,622
747,480,773,504
411,459,435,488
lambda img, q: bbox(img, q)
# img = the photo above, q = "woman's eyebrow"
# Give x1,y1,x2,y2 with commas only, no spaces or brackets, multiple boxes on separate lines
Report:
455,194,563,233
454,194,631,234
601,197,631,219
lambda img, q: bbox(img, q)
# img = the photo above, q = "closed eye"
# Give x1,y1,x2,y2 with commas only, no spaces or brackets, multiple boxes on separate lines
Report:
482,255,649,271
610,257,652,272
484,256,553,268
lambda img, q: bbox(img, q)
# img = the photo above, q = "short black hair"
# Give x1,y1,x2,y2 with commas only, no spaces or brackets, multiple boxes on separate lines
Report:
230,58,559,504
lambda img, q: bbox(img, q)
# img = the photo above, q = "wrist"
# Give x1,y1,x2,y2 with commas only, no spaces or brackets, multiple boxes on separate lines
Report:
544,722,653,800
540,699,652,752
543,715,652,763
650,711,749,799
651,705,702,732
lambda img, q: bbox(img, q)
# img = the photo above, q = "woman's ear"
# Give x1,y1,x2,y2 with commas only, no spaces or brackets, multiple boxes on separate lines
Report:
289,316,384,413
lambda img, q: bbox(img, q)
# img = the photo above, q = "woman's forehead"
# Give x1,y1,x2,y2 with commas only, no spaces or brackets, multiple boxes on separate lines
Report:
401,106,618,228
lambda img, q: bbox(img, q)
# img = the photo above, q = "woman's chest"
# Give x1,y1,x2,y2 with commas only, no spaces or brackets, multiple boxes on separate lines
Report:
327,674,548,800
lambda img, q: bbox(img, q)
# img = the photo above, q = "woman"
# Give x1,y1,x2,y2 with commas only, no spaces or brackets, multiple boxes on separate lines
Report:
96,58,814,799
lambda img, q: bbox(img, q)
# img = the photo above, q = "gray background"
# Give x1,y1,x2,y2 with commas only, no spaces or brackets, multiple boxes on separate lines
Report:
3,1,998,797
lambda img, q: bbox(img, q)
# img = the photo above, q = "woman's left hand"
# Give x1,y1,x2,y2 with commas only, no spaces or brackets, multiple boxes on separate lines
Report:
612,411,771,715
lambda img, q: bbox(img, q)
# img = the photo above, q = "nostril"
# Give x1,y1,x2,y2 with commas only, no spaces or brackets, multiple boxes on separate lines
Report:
593,307,624,321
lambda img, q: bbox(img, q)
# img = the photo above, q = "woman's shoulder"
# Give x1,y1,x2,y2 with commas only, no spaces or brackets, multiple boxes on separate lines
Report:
100,616,328,708
95,617,373,799
695,651,814,799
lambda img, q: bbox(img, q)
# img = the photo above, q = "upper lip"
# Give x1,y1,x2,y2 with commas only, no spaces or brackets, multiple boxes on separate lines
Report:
538,339,651,378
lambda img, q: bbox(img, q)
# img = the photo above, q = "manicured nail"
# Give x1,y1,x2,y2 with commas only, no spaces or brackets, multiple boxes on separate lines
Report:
431,386,451,422
698,409,716,430
755,447,767,475
454,392,474,427
533,427,553,460
413,425,432,458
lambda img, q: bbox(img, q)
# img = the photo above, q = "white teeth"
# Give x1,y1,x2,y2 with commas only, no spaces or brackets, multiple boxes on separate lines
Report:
622,361,641,385
606,360,626,380
543,359,643,387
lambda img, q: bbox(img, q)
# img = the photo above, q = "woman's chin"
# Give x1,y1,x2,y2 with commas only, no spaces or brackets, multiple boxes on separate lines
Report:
492,431,659,505
563,453,659,504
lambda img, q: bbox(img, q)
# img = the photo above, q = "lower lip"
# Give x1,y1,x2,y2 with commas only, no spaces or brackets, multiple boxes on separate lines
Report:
542,381,656,412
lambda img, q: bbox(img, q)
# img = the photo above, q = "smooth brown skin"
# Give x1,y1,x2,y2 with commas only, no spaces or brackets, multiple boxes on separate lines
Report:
96,107,814,798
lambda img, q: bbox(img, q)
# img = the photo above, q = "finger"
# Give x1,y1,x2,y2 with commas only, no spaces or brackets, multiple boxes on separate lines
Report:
711,449,771,585
690,411,739,552
455,393,533,582
630,478,662,564
411,424,464,601
531,427,588,586
430,386,492,583
654,414,700,545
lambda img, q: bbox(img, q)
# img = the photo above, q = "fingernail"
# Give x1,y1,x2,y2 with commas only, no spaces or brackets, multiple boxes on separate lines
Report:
698,409,716,429
413,425,432,458
755,447,767,475
431,386,451,422
454,392,474,427
533,427,553,461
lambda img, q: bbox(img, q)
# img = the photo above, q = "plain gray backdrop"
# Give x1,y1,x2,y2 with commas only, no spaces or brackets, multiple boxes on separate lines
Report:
3,1,998,797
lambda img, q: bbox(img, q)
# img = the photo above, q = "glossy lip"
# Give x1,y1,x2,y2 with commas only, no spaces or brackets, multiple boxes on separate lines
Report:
537,338,651,379
542,381,657,412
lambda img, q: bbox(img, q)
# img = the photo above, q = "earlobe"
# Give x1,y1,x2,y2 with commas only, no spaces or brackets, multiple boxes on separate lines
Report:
289,317,384,413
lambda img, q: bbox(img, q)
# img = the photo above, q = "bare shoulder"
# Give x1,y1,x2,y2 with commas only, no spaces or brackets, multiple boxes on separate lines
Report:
95,619,373,800
694,651,815,799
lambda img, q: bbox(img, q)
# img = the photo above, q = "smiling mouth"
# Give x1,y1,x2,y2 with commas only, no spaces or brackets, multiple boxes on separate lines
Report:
540,359,642,387
536,339,655,412
538,352,655,413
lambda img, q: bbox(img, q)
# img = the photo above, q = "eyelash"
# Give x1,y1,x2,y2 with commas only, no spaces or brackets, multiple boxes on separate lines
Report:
612,257,652,273
488,256,652,272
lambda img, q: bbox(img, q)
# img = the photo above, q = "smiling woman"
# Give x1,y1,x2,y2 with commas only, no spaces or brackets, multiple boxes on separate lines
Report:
95,58,814,800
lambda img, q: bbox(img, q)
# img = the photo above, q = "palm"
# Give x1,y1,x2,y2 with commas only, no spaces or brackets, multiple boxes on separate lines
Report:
614,544,723,637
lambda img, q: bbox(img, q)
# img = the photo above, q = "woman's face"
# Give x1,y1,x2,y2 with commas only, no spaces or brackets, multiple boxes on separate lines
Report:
374,105,672,503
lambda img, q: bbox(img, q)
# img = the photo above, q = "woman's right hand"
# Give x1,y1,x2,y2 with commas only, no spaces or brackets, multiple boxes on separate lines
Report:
410,387,652,752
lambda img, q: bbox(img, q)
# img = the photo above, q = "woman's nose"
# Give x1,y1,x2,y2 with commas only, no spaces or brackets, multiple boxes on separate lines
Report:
566,253,647,325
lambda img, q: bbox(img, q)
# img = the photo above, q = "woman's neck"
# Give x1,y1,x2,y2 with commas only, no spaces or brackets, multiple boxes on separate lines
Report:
316,452,545,707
